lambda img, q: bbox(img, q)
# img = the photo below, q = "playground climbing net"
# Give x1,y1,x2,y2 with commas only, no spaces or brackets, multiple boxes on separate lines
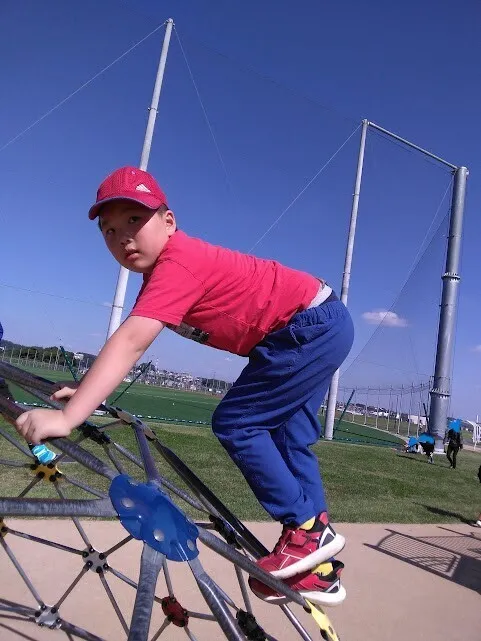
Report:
0,361,340,641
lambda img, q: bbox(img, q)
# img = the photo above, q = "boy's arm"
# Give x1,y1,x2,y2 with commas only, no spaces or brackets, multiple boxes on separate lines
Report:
63,315,164,424
16,316,164,443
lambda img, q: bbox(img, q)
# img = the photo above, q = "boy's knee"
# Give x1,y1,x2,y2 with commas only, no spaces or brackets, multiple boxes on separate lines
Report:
211,404,228,437
212,404,239,452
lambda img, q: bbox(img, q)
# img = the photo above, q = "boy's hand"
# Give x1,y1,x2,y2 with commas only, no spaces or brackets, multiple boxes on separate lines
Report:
15,408,74,444
51,381,81,402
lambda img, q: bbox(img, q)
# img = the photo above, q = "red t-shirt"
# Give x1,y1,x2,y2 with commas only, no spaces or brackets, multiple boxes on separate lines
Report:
130,230,320,356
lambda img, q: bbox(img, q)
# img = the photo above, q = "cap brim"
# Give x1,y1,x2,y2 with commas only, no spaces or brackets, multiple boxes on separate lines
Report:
88,194,163,220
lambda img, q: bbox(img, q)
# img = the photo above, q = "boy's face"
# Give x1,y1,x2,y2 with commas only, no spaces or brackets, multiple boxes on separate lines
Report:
98,202,176,273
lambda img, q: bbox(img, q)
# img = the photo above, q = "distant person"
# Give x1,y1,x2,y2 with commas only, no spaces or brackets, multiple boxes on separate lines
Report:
417,433,435,463
445,427,462,469
14,166,354,606
0,322,12,401
420,440,434,464
0,324,20,433
475,465,481,527
0,375,17,435
0,377,12,400
405,436,419,454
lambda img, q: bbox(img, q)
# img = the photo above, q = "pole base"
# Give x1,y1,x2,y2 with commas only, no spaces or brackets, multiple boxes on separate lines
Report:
433,448,446,455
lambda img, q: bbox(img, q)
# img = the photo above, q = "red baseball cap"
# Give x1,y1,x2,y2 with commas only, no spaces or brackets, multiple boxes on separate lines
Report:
88,166,168,220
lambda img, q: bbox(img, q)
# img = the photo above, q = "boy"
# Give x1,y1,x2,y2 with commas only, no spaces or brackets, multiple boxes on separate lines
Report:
16,166,354,606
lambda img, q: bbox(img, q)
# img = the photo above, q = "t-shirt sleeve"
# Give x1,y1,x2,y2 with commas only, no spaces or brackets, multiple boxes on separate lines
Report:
130,259,205,326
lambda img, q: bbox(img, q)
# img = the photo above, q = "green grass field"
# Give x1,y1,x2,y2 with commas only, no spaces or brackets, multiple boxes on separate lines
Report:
8,364,404,447
331,419,404,447
1,416,479,524
8,364,221,422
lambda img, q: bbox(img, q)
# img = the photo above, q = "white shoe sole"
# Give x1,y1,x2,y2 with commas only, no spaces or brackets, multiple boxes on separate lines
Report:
251,584,346,607
271,533,345,580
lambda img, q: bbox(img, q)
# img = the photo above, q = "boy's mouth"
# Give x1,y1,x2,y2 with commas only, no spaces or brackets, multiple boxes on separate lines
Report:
125,249,140,262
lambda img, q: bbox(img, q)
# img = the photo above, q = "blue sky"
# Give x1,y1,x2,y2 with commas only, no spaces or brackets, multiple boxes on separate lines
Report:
0,0,479,418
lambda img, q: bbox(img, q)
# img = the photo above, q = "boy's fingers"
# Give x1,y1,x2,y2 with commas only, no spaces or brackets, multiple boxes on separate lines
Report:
51,387,74,401
16,413,27,428
53,381,76,389
26,420,38,443
27,426,39,444
16,413,31,434
19,423,29,439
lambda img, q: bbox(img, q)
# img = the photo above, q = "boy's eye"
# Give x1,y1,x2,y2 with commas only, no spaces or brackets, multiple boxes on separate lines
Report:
128,216,140,224
105,228,114,236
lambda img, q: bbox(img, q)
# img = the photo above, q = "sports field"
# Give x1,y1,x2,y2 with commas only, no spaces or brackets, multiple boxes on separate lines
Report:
9,364,404,447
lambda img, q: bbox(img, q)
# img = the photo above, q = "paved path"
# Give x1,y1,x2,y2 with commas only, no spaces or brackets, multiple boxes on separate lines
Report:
1,520,480,640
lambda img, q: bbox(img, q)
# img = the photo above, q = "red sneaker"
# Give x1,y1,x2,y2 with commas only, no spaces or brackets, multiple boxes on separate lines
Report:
257,512,345,579
249,560,346,606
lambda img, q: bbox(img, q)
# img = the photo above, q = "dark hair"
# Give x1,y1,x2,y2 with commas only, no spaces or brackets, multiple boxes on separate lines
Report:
97,203,170,231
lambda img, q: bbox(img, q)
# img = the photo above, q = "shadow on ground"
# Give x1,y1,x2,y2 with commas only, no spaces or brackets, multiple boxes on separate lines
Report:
415,503,473,525
366,527,481,593
396,453,448,467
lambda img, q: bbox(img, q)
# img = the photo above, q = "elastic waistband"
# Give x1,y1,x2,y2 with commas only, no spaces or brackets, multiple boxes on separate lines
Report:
320,290,339,305
307,283,338,308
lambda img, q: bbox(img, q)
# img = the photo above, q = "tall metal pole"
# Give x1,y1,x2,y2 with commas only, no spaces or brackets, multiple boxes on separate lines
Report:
387,386,393,432
429,166,468,452
324,119,368,440
106,18,174,341
416,401,419,437
408,383,414,437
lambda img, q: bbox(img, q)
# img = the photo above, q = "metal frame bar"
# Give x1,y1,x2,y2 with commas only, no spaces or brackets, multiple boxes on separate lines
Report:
104,535,134,557
128,544,164,641
62,474,108,498
6,527,84,556
0,538,43,605
149,618,170,641
368,121,457,169
0,459,31,468
53,566,90,610
0,426,33,457
0,621,39,641
99,571,129,635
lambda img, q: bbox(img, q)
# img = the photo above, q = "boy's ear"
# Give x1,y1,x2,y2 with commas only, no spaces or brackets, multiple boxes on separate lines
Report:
164,209,177,234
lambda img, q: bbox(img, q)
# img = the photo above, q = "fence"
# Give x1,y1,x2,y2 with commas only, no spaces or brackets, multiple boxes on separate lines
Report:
335,382,431,438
